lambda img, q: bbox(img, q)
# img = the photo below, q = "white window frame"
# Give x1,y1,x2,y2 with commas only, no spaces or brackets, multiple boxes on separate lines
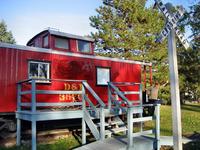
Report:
77,40,91,53
28,61,50,83
96,67,110,86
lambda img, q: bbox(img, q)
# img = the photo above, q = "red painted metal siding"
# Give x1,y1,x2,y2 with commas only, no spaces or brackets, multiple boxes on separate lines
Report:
0,47,141,113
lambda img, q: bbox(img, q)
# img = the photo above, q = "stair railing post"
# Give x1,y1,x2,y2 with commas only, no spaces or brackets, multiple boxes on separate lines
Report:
139,84,143,132
100,106,105,140
155,104,160,150
82,83,86,144
31,79,36,112
127,107,133,148
108,83,111,111
16,83,22,146
17,83,22,112
31,79,37,150
32,118,36,150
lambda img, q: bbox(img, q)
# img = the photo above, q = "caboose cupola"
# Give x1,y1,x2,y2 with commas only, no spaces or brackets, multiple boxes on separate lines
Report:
26,29,94,55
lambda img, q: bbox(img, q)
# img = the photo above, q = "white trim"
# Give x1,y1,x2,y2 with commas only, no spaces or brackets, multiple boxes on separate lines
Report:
28,60,50,83
0,42,152,66
96,67,110,85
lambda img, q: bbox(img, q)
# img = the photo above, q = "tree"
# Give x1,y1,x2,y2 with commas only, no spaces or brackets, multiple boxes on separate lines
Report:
90,0,171,103
0,20,16,44
178,48,200,102
188,2,200,48
178,2,200,102
90,0,166,59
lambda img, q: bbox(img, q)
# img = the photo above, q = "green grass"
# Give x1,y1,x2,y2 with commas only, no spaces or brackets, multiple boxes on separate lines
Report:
181,104,200,135
0,135,80,150
145,103,200,136
1,103,200,150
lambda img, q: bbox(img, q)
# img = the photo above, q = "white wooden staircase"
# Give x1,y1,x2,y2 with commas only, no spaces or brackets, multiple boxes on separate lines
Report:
16,79,160,150
82,82,160,150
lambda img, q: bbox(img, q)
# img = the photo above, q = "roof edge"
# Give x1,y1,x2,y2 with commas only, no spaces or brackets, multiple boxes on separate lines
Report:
0,42,152,66
26,29,95,46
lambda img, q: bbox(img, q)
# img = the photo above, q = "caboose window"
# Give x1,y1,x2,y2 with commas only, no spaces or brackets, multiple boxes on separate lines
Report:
55,37,69,49
28,61,50,82
96,67,110,85
43,35,49,47
78,40,91,53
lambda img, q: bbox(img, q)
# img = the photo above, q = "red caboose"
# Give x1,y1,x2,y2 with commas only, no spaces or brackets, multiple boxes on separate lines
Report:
0,29,152,131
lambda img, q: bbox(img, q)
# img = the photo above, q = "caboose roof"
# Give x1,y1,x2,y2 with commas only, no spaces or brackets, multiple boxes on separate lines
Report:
0,42,152,66
27,29,94,45
48,30,94,42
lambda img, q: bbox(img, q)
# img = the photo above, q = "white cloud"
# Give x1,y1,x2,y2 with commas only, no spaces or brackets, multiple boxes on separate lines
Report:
7,12,96,45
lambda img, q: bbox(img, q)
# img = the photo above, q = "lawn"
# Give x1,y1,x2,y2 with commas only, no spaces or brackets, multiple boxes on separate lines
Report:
160,103,200,136
1,103,200,150
0,135,80,150
145,103,200,136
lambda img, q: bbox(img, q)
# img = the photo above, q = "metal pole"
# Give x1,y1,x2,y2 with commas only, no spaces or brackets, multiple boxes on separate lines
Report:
168,30,182,150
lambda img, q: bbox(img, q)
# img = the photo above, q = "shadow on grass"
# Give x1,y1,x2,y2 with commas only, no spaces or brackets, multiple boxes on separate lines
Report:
181,104,200,113
183,131,200,150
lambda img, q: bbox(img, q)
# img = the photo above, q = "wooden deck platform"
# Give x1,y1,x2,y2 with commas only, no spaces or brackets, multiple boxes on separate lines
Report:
75,136,192,150
75,136,155,150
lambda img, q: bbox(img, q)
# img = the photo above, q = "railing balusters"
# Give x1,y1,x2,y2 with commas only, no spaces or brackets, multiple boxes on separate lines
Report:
108,82,160,149
82,81,105,142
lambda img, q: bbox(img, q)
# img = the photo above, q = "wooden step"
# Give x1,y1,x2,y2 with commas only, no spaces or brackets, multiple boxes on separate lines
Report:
95,122,109,127
108,120,124,126
95,120,124,127
132,116,153,123
133,130,153,137
105,126,127,136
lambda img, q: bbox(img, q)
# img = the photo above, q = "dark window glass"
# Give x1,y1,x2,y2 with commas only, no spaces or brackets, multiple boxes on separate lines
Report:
78,40,91,53
55,37,69,49
43,35,48,47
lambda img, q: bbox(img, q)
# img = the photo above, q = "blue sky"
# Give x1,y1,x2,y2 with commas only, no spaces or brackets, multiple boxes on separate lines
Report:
0,0,197,45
